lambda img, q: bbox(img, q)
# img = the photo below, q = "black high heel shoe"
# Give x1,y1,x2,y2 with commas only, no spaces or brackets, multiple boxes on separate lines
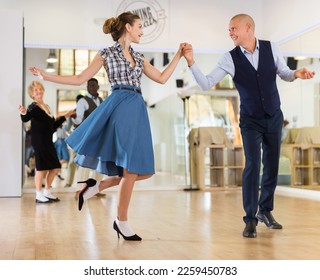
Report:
77,178,97,211
113,221,142,241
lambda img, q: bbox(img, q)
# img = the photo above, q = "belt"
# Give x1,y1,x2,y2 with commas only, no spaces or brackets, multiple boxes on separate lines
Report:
112,86,141,94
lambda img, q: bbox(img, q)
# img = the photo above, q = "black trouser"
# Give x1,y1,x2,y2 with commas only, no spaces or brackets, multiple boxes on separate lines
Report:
240,109,283,224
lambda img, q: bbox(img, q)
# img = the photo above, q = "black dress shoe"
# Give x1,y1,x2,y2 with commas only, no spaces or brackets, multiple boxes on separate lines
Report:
77,178,97,211
45,196,60,202
243,220,257,238
57,174,64,180
257,211,283,229
35,199,52,203
113,221,142,241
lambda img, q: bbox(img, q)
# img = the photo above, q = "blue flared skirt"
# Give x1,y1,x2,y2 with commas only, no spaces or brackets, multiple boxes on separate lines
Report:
65,85,155,176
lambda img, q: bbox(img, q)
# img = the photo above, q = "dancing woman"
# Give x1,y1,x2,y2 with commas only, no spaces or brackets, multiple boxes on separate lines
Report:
30,12,187,241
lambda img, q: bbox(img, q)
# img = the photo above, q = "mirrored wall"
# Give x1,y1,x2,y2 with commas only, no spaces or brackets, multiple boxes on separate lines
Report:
23,47,320,191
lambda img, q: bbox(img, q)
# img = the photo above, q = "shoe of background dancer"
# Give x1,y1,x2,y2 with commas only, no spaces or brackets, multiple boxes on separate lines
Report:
35,192,51,203
95,193,106,197
57,174,65,180
43,189,60,202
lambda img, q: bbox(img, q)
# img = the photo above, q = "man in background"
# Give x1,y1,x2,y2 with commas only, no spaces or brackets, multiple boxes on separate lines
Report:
65,78,105,198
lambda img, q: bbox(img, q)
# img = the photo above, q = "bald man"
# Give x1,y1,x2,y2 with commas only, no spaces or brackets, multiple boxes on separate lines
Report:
183,14,315,238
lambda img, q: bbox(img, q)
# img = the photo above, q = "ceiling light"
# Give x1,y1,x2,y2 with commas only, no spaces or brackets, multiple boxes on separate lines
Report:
294,56,307,60
46,49,57,63
45,63,56,73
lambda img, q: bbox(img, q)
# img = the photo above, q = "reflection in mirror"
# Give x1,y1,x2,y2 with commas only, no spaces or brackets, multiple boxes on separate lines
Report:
176,87,241,189
59,49,109,85
187,93,240,144
56,89,108,117
23,47,320,192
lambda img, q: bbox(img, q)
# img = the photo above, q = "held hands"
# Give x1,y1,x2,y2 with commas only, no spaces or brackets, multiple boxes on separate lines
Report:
18,105,27,115
178,42,188,58
182,43,195,67
29,67,45,80
294,68,316,80
64,109,76,119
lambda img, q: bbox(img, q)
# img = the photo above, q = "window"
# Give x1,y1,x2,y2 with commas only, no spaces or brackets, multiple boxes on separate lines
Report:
58,49,108,85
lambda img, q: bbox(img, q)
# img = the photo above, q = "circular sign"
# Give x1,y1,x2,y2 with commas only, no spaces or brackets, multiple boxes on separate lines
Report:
117,0,166,44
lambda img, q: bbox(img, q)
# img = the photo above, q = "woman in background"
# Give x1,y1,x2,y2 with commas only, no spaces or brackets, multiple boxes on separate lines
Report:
19,81,74,203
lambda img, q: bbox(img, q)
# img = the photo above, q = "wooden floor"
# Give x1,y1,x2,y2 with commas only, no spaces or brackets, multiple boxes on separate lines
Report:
1,173,320,260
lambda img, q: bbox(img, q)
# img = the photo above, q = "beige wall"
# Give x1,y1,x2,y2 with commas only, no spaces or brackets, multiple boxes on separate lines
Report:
1,0,320,55
0,10,23,196
0,0,262,51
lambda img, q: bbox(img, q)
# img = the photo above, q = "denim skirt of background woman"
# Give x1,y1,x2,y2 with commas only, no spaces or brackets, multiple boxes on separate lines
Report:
65,85,155,176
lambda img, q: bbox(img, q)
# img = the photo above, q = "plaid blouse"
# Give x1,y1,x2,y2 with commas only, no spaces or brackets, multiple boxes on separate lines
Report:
98,42,145,87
